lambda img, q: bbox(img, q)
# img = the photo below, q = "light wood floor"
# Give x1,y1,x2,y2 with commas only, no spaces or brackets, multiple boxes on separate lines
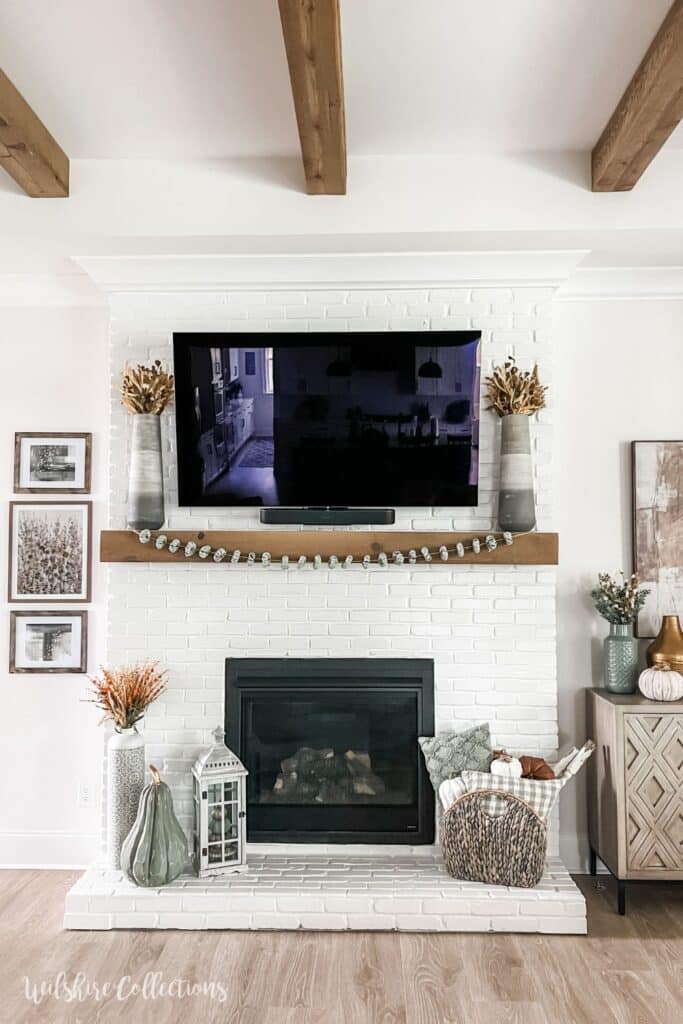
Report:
1,871,682,1024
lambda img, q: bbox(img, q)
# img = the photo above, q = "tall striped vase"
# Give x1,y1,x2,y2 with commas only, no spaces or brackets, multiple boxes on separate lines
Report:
498,414,536,532
127,413,165,531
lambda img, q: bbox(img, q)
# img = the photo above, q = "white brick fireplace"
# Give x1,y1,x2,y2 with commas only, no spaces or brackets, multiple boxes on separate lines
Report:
65,250,587,933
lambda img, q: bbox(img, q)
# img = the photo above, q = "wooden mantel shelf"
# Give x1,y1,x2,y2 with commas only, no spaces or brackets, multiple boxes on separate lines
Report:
100,530,559,566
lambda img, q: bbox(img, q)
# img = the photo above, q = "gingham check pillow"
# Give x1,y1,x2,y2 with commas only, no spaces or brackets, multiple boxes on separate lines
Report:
459,770,564,821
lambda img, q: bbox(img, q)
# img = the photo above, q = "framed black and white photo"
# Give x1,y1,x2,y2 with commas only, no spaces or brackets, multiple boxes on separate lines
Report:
9,610,87,673
8,502,92,603
14,432,92,493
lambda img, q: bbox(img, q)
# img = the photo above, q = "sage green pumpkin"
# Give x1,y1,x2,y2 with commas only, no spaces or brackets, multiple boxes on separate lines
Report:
121,765,188,886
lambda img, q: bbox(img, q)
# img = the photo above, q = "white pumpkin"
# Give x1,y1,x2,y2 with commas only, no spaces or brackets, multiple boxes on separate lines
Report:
490,753,523,778
638,662,683,702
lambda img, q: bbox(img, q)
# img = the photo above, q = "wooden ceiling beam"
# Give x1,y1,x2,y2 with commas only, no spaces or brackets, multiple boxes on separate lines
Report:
592,0,683,192
0,68,69,197
278,0,346,195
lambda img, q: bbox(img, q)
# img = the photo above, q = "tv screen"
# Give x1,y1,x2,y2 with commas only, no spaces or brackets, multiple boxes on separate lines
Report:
173,332,481,508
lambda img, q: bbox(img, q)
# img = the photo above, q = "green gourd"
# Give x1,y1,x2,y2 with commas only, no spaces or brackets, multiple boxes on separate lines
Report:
121,765,188,886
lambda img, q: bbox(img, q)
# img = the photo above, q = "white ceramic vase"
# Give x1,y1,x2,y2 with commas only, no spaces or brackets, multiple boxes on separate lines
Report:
107,726,145,870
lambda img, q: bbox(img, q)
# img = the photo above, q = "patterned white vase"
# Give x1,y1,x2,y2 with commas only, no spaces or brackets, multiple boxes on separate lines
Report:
107,726,145,870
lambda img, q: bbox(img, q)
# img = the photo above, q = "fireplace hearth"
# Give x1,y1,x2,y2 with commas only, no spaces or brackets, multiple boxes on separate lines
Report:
225,658,435,844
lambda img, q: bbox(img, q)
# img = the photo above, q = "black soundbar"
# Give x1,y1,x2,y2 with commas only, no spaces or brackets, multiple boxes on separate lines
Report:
259,507,396,526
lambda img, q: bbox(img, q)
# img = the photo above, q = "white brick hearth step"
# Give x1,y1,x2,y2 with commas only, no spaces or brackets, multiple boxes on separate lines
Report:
64,851,586,934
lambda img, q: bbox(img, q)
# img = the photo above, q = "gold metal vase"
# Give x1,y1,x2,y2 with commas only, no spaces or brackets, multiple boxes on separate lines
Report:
647,614,683,673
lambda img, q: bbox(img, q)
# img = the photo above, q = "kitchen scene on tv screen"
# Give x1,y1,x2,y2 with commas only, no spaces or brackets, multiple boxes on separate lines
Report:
173,334,481,507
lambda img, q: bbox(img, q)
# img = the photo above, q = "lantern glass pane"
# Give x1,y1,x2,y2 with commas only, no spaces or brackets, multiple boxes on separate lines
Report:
222,804,238,839
208,843,222,864
224,781,238,802
208,807,223,840
208,783,222,803
223,841,238,862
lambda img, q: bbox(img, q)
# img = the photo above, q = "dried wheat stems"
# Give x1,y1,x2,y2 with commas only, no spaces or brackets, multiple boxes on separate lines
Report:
121,361,174,415
484,358,547,417
87,662,167,730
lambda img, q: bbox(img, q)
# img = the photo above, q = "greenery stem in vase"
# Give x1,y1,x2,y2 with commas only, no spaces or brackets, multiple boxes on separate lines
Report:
591,572,650,694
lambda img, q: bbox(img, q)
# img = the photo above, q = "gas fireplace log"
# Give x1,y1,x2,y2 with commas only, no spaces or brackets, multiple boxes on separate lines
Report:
269,746,386,803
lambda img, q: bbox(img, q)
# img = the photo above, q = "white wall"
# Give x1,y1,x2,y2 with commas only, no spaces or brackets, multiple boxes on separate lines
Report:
1,292,680,870
1,152,683,260
554,297,683,870
0,306,109,866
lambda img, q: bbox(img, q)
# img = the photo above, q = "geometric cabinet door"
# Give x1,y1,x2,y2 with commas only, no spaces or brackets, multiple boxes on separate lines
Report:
588,689,683,914
625,715,683,872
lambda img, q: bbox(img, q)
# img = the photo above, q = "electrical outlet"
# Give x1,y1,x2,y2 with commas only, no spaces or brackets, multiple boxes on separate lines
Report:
77,782,93,809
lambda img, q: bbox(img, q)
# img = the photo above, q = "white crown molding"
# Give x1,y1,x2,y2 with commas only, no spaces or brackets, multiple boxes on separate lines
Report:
556,266,683,300
3,253,682,305
75,250,589,293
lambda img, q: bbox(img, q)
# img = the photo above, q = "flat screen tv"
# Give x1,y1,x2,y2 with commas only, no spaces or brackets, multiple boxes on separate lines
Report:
173,332,481,508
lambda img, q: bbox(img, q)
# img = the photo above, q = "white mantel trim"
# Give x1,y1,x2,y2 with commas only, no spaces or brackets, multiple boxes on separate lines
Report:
75,250,589,293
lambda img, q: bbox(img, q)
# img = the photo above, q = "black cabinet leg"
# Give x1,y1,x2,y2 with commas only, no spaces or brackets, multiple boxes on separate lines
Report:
589,846,597,876
617,879,626,916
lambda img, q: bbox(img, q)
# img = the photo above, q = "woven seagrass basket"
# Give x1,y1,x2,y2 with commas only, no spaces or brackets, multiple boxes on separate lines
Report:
441,789,547,888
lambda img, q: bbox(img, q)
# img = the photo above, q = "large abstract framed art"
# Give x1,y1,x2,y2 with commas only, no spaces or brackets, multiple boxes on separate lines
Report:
632,441,683,638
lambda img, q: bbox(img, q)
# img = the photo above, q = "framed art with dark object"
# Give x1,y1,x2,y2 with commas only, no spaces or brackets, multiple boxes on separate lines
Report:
14,432,92,493
632,440,683,638
9,610,87,673
8,501,92,603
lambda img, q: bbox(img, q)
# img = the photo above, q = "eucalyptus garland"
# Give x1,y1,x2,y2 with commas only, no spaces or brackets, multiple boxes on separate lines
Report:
134,529,516,569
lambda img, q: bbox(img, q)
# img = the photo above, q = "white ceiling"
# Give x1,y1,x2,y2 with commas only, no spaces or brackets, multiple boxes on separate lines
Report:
0,0,677,159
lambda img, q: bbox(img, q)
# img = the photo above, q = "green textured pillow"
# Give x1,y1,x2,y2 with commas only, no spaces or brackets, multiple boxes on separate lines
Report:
418,723,492,792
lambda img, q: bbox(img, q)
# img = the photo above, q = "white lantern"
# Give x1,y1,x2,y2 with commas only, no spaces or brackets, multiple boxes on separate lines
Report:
192,726,248,877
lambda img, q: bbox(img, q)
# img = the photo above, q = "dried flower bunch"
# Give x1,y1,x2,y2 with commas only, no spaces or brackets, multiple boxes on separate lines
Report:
121,361,174,415
484,358,547,417
87,662,167,730
591,572,650,625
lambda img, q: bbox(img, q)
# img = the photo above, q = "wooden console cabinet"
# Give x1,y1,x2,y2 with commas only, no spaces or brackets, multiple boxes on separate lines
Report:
587,688,683,913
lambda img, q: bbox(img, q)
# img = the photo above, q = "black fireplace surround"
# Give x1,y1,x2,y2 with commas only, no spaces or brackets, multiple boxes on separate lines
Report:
225,658,435,844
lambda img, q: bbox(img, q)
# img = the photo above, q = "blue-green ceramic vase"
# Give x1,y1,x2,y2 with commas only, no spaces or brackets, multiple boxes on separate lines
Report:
604,623,639,694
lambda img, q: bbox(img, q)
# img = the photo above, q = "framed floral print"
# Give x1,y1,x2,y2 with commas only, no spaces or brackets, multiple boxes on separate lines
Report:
8,501,92,602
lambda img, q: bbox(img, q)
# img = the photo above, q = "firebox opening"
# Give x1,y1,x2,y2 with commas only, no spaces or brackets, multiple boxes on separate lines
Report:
225,658,435,844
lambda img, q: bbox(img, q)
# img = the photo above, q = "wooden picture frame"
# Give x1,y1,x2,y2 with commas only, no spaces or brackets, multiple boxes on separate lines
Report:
13,432,92,493
8,501,92,603
9,610,88,673
632,440,683,638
